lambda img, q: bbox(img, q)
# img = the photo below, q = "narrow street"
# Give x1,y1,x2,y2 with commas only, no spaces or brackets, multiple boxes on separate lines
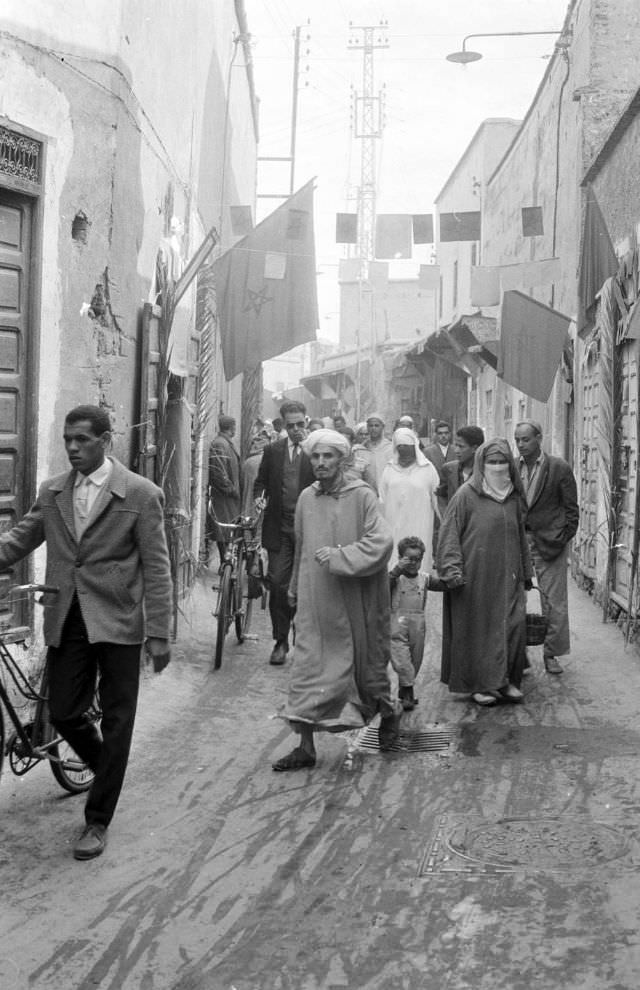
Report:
2,575,640,989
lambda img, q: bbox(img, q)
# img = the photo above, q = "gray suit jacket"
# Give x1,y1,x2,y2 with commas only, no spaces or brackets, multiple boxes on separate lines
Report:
0,458,172,646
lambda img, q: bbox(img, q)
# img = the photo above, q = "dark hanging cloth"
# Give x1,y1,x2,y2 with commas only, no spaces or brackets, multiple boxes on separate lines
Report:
577,184,618,337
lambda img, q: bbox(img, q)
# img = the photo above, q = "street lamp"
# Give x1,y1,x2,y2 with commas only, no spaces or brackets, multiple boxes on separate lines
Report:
446,31,564,64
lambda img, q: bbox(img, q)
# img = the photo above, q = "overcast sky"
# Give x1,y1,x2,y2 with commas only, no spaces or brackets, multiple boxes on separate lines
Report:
244,0,571,340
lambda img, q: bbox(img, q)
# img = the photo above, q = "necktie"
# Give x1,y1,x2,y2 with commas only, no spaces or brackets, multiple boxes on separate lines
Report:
292,443,300,462
76,477,91,521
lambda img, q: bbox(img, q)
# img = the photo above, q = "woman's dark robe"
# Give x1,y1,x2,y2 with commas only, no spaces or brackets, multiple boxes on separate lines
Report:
436,481,532,694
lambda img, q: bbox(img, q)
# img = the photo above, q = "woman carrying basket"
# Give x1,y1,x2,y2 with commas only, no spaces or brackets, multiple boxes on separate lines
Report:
436,438,533,706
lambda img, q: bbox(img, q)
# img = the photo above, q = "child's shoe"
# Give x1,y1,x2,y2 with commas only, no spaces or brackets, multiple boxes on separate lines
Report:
399,685,416,711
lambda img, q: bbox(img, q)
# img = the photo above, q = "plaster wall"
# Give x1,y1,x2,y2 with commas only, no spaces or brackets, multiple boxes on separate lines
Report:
436,120,520,329
480,0,639,458
0,1,257,486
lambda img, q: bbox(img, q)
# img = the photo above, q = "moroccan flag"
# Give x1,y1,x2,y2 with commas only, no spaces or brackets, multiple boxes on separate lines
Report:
214,180,319,381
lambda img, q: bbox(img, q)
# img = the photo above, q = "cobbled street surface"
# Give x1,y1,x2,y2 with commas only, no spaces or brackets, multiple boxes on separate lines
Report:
3,573,640,990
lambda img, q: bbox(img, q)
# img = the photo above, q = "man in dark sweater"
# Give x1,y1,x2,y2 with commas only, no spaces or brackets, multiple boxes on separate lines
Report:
253,401,314,665
515,419,579,675
437,425,485,506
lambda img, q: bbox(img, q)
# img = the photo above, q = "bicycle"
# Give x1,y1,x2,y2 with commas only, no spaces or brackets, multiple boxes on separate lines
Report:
211,514,266,670
0,584,100,794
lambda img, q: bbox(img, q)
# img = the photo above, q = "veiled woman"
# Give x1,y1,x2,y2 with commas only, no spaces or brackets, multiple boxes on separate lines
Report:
272,429,401,770
378,427,440,568
436,438,533,706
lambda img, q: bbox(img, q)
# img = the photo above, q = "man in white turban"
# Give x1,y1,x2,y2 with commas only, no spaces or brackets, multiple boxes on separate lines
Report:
272,430,401,770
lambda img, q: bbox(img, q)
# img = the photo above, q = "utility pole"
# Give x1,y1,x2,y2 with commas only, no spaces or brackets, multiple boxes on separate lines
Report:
347,21,388,419
348,21,388,268
257,23,308,201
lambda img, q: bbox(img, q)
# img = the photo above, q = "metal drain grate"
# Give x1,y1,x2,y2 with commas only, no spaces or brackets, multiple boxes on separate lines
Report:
419,814,633,876
356,724,456,753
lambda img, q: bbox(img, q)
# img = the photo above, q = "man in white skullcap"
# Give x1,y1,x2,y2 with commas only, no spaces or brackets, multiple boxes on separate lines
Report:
364,413,393,492
272,429,401,769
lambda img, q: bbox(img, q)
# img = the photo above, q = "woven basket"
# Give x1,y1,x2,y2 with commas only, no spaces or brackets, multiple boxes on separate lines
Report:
525,612,548,646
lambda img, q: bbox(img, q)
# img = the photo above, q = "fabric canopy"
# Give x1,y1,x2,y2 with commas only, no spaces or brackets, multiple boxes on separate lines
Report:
498,290,571,402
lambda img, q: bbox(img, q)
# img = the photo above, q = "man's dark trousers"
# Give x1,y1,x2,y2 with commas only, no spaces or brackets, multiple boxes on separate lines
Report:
268,526,295,645
48,596,141,827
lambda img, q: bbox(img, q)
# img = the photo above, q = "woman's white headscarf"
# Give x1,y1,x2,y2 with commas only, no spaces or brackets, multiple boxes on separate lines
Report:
302,428,351,458
392,428,429,467
471,438,517,502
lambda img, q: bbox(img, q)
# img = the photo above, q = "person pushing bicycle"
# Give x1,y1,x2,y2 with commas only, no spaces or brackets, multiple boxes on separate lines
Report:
0,405,172,860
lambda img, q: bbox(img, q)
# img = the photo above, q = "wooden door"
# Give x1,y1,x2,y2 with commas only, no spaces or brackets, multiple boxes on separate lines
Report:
0,189,32,625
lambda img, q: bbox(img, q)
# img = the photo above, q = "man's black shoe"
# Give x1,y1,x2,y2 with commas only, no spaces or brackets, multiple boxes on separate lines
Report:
73,823,107,860
269,641,288,666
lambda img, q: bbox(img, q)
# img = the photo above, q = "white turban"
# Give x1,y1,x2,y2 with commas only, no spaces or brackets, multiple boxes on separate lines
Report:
302,428,351,458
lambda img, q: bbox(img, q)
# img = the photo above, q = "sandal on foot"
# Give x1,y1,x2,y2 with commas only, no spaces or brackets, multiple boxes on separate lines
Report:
472,692,497,707
272,747,316,771
499,683,523,702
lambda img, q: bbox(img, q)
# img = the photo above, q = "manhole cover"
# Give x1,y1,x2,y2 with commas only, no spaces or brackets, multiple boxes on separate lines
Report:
419,814,631,876
357,724,456,753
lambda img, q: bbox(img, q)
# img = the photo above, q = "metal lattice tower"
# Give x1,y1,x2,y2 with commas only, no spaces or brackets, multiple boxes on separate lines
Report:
348,22,388,266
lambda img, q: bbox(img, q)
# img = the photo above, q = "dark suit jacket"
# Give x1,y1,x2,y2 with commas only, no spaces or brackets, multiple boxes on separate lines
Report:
525,454,579,561
0,458,172,646
436,460,466,504
208,433,241,536
253,439,315,551
423,443,456,479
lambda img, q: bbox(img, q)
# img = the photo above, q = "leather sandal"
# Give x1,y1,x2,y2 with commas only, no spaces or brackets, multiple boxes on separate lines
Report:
272,747,316,771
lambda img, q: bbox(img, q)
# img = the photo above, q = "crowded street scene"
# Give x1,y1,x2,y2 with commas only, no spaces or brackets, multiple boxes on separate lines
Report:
2,0,640,987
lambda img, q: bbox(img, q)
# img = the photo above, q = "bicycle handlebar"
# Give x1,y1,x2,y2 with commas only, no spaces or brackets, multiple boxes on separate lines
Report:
7,583,60,598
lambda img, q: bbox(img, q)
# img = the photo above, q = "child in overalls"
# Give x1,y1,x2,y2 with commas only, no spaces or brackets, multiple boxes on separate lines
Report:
389,536,445,710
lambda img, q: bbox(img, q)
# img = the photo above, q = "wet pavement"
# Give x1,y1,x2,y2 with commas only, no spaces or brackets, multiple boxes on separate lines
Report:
2,573,640,989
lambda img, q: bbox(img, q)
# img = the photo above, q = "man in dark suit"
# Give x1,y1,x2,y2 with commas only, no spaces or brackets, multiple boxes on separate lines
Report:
208,414,241,567
423,421,457,478
437,426,485,505
0,405,172,859
515,419,579,675
253,400,314,665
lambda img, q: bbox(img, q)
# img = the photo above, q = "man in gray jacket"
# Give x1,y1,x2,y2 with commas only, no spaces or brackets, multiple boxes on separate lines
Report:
0,405,172,859
515,419,579,675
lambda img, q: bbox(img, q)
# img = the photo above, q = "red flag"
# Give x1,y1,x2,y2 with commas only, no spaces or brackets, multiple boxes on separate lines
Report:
214,181,319,380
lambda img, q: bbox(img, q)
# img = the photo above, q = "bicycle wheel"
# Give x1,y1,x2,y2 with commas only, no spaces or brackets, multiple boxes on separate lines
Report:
49,739,95,794
49,699,100,794
214,565,233,669
0,703,4,781
234,556,253,642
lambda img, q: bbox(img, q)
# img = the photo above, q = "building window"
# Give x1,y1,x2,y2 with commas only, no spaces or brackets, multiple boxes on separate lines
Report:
485,388,493,411
0,125,42,186
471,242,477,267
504,400,512,422
453,260,458,309
518,399,526,421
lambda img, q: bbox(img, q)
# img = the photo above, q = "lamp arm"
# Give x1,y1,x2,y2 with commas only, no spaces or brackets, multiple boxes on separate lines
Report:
461,30,561,52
